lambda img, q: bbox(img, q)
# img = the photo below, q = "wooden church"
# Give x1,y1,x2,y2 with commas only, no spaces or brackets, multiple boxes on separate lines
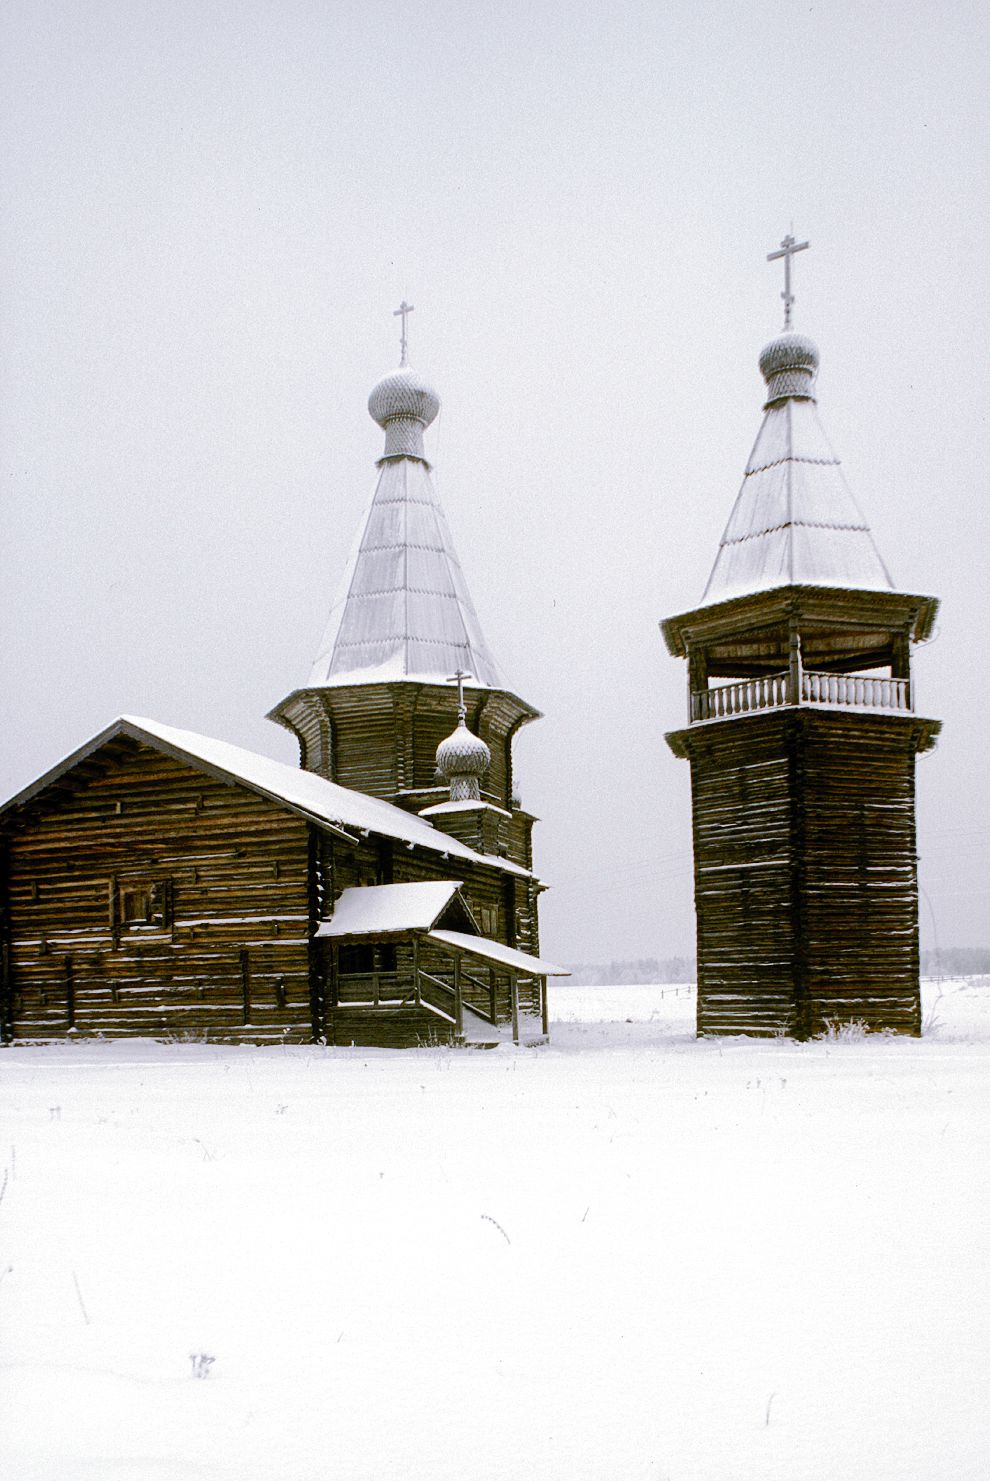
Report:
0,324,565,1047
663,238,940,1038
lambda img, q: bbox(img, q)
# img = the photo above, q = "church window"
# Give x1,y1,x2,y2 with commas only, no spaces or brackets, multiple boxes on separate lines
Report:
118,879,171,928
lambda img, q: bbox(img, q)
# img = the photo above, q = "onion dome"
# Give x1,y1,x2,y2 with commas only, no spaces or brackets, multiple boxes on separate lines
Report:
759,331,820,407
368,366,441,462
436,718,490,803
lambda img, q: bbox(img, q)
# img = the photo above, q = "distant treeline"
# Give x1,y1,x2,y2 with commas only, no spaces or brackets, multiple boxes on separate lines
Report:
921,947,990,977
566,957,696,986
567,948,990,986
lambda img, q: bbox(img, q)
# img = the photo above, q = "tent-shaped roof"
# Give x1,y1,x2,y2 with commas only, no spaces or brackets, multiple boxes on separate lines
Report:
702,332,894,604
307,366,505,690
0,717,534,881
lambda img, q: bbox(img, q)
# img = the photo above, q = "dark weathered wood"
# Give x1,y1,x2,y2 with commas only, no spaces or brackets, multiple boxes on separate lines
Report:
666,576,939,1040
1,701,549,1048
670,707,931,1037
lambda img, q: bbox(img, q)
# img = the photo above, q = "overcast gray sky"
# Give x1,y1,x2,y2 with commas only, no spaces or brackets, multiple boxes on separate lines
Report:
2,0,988,964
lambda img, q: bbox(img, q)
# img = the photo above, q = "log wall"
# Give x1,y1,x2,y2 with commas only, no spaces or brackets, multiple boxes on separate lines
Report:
1,734,544,1048
3,738,314,1043
680,709,928,1037
272,682,536,816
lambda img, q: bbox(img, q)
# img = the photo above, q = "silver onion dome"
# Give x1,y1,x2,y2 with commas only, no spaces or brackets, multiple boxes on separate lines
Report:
759,331,820,407
368,366,440,460
436,718,490,803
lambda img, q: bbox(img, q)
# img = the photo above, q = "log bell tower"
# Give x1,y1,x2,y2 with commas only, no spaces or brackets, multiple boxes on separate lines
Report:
662,239,940,1038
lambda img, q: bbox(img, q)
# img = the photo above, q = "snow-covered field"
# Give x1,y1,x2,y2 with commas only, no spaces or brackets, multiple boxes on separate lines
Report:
1,980,988,1481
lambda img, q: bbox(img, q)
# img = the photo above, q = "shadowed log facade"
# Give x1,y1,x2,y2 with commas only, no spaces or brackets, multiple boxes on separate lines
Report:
0,724,551,1048
668,705,938,1036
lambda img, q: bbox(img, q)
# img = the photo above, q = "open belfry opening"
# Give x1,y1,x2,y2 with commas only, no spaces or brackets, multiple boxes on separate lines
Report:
662,237,940,1039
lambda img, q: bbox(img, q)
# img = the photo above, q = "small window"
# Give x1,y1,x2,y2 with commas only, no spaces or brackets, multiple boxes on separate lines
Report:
339,944,374,975
119,880,169,928
338,943,396,974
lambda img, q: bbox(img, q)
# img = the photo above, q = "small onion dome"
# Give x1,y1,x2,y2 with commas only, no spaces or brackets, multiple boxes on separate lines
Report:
758,331,820,406
436,718,490,802
368,366,440,431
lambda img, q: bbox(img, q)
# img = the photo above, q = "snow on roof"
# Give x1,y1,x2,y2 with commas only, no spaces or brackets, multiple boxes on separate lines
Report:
0,716,534,881
428,929,570,977
702,353,894,605
307,455,506,690
315,882,462,938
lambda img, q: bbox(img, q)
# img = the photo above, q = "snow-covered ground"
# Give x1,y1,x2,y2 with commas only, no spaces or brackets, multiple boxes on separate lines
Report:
1,980,988,1481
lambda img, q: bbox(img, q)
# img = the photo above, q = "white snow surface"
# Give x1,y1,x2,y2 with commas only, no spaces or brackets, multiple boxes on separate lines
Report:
1,979,987,1481
314,880,462,936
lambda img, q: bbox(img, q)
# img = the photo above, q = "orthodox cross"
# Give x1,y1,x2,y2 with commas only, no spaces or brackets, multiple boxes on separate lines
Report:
447,669,472,720
767,233,809,330
393,300,414,366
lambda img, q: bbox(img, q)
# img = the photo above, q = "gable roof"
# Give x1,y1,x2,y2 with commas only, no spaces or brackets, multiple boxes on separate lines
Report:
315,883,570,974
0,716,534,881
307,455,506,690
315,881,466,937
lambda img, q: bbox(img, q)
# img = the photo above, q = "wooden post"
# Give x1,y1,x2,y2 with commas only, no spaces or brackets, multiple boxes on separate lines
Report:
329,946,339,1010
64,955,75,1030
787,615,802,705
540,975,549,1036
0,842,12,1044
892,631,912,710
413,936,421,1006
306,824,327,1043
240,949,251,1025
687,647,707,722
453,953,463,1035
510,971,519,1044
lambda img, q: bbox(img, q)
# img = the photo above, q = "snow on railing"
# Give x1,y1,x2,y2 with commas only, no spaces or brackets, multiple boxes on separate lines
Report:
799,671,910,710
691,672,789,721
691,670,912,722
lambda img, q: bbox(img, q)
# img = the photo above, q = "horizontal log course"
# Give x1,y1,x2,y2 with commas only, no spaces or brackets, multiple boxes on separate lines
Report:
684,707,924,1038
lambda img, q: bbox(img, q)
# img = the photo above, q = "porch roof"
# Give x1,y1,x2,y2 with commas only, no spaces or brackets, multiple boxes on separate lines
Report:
428,929,570,977
315,882,462,938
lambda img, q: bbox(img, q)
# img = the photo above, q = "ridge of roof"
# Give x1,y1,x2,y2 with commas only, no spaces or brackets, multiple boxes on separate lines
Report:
0,716,535,881
307,454,505,690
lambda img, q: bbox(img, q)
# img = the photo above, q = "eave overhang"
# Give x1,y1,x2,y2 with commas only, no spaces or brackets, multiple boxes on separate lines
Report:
665,707,942,759
662,584,939,660
267,678,542,730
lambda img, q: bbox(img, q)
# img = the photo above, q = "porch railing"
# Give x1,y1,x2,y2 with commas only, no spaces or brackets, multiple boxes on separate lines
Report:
335,960,546,1044
690,669,912,723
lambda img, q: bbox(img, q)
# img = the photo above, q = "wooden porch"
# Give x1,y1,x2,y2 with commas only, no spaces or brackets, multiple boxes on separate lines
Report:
317,882,566,1048
331,937,548,1046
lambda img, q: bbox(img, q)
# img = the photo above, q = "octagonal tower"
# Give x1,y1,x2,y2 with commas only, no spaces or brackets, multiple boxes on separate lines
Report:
662,241,940,1037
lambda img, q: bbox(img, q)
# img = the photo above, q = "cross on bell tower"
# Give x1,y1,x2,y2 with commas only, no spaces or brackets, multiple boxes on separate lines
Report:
661,242,940,1040
393,300,414,366
767,232,810,330
447,669,471,721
